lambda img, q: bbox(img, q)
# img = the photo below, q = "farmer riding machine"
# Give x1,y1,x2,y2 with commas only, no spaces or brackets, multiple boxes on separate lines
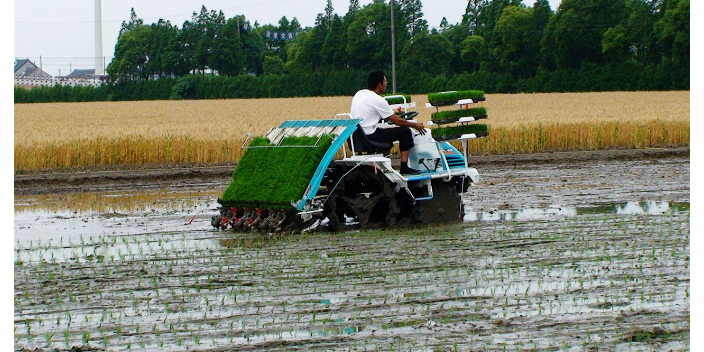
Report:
211,91,489,232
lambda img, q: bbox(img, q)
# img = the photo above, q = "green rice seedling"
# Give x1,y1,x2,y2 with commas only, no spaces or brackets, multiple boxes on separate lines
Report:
220,135,333,209
431,107,488,123
44,332,54,347
428,90,485,105
82,331,91,345
431,124,489,140
383,94,412,105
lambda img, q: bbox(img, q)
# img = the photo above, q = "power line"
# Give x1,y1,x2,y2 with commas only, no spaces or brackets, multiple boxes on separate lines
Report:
15,56,114,60
15,0,298,25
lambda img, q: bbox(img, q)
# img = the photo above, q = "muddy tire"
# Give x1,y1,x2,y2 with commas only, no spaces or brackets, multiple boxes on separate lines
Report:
412,179,464,223
323,166,398,231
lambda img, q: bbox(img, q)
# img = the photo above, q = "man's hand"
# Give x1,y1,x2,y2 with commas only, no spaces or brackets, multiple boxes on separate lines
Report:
413,122,426,135
388,114,425,135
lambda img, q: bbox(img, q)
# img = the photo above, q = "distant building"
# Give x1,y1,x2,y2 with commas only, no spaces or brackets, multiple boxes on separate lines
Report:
14,60,107,88
14,59,51,78
67,69,96,78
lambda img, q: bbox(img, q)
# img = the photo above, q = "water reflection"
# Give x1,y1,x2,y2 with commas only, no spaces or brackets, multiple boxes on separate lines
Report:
464,201,688,222
15,189,220,214
14,188,221,245
578,201,689,216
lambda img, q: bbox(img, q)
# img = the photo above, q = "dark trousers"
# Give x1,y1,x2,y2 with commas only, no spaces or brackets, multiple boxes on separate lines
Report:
367,127,414,152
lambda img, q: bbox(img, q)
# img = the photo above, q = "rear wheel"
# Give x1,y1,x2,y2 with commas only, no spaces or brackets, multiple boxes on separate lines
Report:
323,167,400,231
412,179,464,223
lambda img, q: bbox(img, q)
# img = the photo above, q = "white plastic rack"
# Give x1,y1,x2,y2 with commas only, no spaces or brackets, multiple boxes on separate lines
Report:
425,91,489,165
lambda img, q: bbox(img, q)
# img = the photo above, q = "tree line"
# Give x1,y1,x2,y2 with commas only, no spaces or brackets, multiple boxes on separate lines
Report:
15,0,689,103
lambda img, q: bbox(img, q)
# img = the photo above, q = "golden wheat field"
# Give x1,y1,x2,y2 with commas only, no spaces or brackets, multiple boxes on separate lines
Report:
14,91,689,170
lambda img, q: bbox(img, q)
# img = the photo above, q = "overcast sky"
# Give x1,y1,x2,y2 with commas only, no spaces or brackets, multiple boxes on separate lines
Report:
14,0,562,76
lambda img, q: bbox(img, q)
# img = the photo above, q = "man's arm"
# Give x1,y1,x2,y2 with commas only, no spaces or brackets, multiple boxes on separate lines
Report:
388,114,425,134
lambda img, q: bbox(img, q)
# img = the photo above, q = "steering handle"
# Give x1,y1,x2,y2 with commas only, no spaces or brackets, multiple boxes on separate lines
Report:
397,111,419,120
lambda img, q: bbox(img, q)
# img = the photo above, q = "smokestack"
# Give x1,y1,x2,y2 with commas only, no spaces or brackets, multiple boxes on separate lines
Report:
94,0,104,75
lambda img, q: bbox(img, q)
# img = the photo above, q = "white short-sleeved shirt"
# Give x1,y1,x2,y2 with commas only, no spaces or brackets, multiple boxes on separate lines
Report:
350,89,394,135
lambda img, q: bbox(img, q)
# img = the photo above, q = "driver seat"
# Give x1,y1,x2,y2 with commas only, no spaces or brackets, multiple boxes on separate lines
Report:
347,125,392,155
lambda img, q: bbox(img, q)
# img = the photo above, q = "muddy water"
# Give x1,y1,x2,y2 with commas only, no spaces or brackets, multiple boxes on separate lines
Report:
14,156,689,351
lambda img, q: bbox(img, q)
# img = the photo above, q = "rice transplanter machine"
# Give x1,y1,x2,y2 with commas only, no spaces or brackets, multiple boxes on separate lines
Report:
212,93,489,232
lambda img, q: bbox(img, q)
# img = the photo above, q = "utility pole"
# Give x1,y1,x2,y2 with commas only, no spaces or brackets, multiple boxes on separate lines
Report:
390,0,396,93
237,17,241,37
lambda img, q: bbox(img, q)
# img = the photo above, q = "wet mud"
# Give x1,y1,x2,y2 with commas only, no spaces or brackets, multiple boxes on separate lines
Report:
14,150,690,351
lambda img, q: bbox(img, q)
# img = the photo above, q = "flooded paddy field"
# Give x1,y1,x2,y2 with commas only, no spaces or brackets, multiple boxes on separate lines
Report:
14,152,690,351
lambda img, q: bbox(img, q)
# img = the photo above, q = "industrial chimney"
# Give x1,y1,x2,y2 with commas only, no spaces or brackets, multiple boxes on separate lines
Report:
94,0,104,75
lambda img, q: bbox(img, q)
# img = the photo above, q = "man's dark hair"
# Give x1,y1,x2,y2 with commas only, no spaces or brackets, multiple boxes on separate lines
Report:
367,70,386,90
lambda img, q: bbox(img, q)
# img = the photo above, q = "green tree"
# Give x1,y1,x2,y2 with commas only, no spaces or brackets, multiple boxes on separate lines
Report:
477,0,519,39
278,16,291,31
531,0,552,30
173,21,196,74
462,0,488,35
346,1,409,70
324,0,335,28
400,0,428,40
193,6,226,74
460,35,486,72
531,0,553,68
602,24,631,62
655,0,689,63
285,32,310,73
349,0,360,14
541,0,628,69
478,0,523,72
210,17,246,76
259,16,298,63
439,17,450,31
495,5,540,78
147,20,178,78
321,14,348,70
290,18,302,31
263,55,287,75
110,18,177,79
400,31,453,76
107,25,152,81
286,21,326,73
306,16,329,71
441,23,472,74
109,8,156,81
624,0,658,64
118,8,144,37
241,28,265,75
175,6,226,75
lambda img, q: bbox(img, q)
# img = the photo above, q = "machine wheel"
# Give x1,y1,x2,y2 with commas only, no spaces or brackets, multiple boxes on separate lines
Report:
412,179,464,224
323,166,399,231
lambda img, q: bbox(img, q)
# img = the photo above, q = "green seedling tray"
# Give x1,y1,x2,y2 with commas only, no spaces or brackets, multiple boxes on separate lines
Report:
383,94,412,105
428,90,485,106
431,124,489,141
431,107,487,124
220,135,333,209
